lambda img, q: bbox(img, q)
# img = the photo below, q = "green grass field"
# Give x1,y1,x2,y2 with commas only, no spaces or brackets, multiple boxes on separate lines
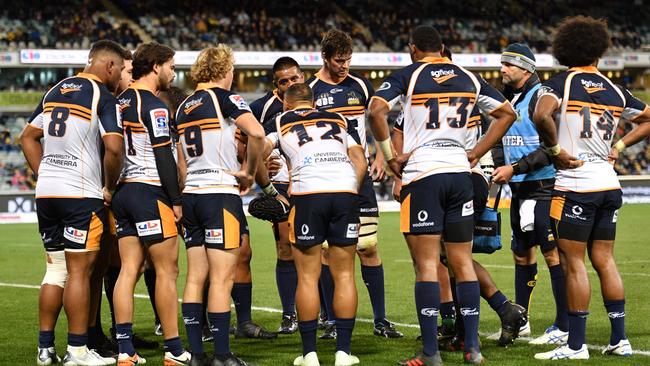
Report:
2,206,650,365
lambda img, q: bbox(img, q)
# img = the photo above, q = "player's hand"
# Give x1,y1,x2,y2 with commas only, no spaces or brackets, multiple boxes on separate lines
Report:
265,154,282,178
608,148,620,165
492,165,514,184
102,187,114,206
386,152,411,179
392,178,402,202
173,204,183,223
370,158,386,182
276,194,290,208
229,169,255,194
467,151,480,168
552,149,584,170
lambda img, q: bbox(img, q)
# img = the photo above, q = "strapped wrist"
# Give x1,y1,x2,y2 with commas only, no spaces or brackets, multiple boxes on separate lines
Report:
546,144,561,156
613,140,626,152
261,182,279,197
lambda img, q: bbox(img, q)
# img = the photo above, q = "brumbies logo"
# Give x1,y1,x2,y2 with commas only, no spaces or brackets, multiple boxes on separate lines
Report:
184,98,203,114
60,82,83,94
347,91,361,105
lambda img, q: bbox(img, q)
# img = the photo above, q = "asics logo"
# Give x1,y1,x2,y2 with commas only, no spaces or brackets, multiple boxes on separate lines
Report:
420,308,439,317
608,311,625,319
460,307,479,316
115,332,129,339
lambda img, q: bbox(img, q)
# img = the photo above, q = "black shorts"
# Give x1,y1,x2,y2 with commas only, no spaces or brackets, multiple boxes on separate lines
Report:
288,192,360,247
471,172,488,218
274,182,290,199
36,198,106,251
400,173,474,242
358,172,379,218
550,189,622,243
510,198,556,254
111,183,178,242
182,193,247,249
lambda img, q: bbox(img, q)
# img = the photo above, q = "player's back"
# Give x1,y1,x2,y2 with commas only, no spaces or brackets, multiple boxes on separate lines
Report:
541,67,648,192
33,73,120,199
119,85,171,186
176,86,248,195
251,90,290,183
267,108,360,195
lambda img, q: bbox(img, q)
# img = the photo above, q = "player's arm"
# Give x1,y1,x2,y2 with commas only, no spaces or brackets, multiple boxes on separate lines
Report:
610,89,650,161
97,94,125,201
102,134,124,193
493,146,552,184
234,112,264,192
20,123,44,173
255,120,281,195
176,142,186,191
531,94,582,170
346,120,368,192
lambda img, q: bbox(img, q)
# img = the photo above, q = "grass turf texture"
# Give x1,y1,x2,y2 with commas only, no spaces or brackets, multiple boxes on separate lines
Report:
1,206,650,365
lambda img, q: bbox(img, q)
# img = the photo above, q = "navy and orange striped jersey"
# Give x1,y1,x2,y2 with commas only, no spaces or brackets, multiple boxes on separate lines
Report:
175,84,254,195
536,66,649,192
28,72,122,199
250,89,290,183
307,72,374,157
118,84,173,186
265,107,362,195
373,56,508,185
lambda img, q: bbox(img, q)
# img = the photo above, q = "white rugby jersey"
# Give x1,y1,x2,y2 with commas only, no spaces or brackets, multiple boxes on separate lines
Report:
250,90,289,183
373,56,509,185
118,83,173,185
175,84,253,195
265,107,362,195
537,66,648,192
28,73,122,199
307,72,374,159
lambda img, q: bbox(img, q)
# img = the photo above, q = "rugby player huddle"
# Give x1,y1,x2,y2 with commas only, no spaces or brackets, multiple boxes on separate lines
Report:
21,14,650,366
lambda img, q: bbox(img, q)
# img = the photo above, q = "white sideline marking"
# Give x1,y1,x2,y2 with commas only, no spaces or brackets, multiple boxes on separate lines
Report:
1,281,649,357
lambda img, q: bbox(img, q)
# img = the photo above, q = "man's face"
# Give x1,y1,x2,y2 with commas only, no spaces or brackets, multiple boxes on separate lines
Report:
224,67,234,90
106,57,125,93
274,66,304,94
501,62,528,87
157,58,176,91
116,59,132,95
324,53,351,79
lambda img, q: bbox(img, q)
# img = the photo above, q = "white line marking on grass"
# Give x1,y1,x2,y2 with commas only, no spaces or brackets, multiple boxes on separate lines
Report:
2,281,650,356
479,264,650,277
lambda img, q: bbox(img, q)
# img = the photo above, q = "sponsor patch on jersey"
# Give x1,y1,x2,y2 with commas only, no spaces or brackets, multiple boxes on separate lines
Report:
205,229,224,244
461,200,474,217
150,108,169,137
346,223,360,239
377,81,391,92
183,97,203,114
136,219,162,236
60,82,83,94
229,95,251,111
63,227,87,244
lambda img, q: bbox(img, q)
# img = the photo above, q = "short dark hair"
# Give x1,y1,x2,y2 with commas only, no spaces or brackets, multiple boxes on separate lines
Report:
552,16,611,68
123,49,133,61
272,56,301,75
88,40,129,60
441,46,452,60
132,42,175,80
285,83,313,104
321,29,353,59
410,25,442,53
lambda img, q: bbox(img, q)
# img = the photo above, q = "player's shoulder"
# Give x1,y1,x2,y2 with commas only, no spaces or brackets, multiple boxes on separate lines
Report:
250,90,277,109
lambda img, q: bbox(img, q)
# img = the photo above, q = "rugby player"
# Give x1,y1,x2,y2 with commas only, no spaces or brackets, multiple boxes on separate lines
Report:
176,44,265,366
250,56,304,333
260,83,367,366
21,40,128,365
111,42,190,365
532,16,650,360
307,29,403,339
369,25,516,364
490,43,570,345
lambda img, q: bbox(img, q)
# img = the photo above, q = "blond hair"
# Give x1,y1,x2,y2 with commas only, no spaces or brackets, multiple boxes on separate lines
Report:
190,44,234,83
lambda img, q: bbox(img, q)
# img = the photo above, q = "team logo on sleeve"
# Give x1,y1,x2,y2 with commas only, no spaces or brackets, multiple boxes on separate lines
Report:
377,82,391,92
537,86,555,98
150,108,169,137
229,95,252,111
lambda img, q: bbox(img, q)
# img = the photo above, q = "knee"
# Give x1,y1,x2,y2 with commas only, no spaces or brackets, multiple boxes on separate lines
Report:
357,245,379,263
42,251,68,288
542,248,560,266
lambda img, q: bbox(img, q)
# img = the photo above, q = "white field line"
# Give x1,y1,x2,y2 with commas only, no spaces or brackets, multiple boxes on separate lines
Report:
1,281,649,357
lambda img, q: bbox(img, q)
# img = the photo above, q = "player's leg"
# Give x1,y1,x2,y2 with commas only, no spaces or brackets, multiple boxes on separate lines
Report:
437,261,456,340
87,230,113,355
143,258,160,332
104,229,121,337
114,235,145,360
510,196,539,316
329,243,358,364
275,219,298,334
182,245,209,360
319,246,337,339
292,244,323,365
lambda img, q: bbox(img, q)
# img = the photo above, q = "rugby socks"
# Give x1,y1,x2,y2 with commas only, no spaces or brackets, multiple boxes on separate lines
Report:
549,264,569,331
87,325,99,349
514,263,537,311
232,282,253,325
104,265,120,327
163,336,184,357
115,323,135,356
604,300,627,345
335,318,355,354
567,311,589,350
487,290,510,318
143,268,160,324
39,330,55,348
276,259,298,316
456,281,481,351
299,319,318,356
208,312,231,357
450,277,465,337
361,264,387,325
182,303,204,355
415,281,440,356
68,332,87,347
320,265,336,322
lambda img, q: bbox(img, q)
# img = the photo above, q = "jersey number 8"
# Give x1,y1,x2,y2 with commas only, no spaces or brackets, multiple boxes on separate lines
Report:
48,107,70,137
